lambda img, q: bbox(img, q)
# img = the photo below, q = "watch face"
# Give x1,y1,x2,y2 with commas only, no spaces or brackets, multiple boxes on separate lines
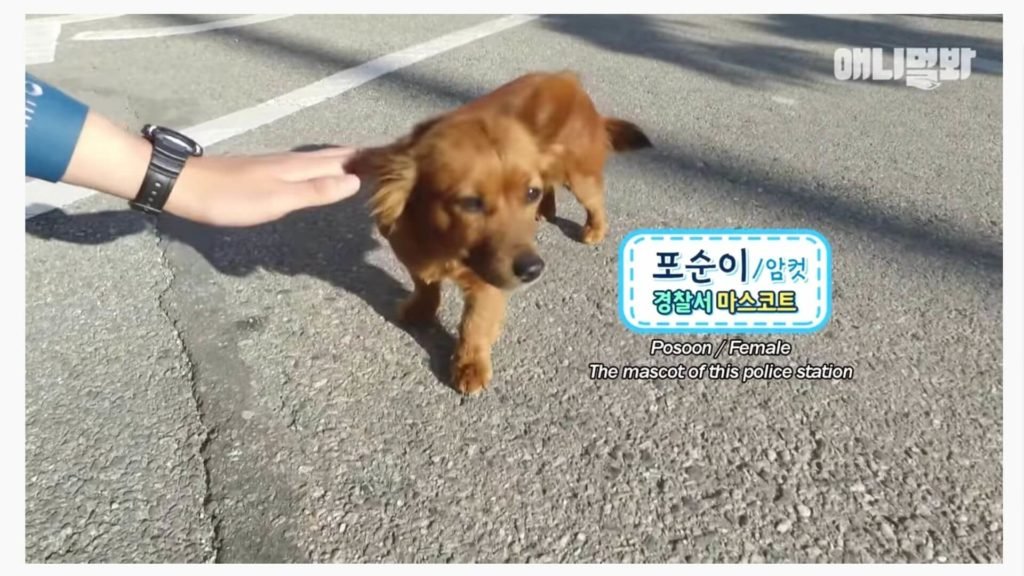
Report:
157,132,194,153
147,126,203,156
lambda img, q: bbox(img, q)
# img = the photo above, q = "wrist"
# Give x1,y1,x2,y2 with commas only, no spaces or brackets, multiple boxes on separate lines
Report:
128,125,205,217
62,111,154,201
159,155,206,219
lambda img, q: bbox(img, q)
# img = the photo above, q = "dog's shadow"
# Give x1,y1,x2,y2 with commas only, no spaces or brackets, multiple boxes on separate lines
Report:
26,144,460,391
549,215,584,240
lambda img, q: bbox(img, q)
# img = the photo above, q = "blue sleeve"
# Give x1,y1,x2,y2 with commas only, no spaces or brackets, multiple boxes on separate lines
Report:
26,73,89,182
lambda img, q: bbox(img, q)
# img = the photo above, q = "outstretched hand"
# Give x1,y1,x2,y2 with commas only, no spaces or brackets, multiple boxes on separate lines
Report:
165,146,363,227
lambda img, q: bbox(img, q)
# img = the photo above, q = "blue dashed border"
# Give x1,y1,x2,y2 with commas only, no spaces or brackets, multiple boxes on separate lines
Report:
617,228,833,335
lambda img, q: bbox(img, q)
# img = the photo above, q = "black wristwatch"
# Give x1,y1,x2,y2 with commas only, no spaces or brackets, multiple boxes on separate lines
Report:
129,124,204,216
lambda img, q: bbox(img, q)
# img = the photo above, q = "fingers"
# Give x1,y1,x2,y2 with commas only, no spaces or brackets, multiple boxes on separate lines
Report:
317,173,362,201
278,148,361,182
295,145,358,159
341,148,381,178
281,174,362,213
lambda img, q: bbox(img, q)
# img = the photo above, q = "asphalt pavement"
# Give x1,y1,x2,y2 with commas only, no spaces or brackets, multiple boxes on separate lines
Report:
25,14,1003,563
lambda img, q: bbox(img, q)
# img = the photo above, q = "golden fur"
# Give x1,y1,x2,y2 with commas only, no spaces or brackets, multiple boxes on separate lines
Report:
346,71,652,395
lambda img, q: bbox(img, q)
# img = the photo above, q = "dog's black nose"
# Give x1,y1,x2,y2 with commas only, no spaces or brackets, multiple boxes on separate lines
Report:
513,253,545,283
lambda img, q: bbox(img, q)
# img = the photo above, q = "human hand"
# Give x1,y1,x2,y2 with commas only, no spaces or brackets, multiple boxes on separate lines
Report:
54,110,362,227
164,146,362,227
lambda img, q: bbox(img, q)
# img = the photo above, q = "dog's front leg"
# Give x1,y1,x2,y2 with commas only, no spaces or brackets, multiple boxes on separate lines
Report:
452,282,507,396
568,174,607,245
399,274,441,325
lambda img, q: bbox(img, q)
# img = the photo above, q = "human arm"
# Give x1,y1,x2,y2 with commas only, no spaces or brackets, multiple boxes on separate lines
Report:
26,73,361,226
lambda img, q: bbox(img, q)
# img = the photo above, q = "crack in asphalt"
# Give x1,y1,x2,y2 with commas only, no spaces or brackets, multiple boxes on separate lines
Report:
155,229,221,563
151,217,312,563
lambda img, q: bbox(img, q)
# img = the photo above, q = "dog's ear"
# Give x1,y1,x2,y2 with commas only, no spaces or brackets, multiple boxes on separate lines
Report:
409,116,442,140
355,116,445,236
367,151,417,236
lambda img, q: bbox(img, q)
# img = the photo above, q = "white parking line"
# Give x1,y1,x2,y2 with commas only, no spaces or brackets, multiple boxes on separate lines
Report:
24,20,62,65
25,183,98,219
24,14,124,65
32,14,125,25
186,14,536,145
72,14,293,41
25,14,537,220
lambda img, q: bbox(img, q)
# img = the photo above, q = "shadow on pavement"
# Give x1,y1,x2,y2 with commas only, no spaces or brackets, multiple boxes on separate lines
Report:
749,14,1002,62
633,141,1002,282
914,14,1003,23
25,176,459,391
538,14,1001,89
540,14,825,88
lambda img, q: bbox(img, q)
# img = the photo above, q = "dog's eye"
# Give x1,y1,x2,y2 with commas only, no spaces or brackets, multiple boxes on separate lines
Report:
456,196,486,213
526,187,543,203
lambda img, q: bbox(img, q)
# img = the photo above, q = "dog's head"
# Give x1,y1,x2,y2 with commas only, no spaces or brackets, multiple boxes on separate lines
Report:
363,113,558,290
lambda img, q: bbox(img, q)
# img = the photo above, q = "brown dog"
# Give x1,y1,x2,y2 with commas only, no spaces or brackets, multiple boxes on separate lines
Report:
347,71,651,395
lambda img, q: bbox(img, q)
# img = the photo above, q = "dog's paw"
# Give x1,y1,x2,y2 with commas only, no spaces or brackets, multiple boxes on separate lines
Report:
398,295,438,325
452,355,492,396
580,223,607,245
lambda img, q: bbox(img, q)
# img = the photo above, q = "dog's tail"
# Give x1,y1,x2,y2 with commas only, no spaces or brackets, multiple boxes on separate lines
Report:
604,117,653,152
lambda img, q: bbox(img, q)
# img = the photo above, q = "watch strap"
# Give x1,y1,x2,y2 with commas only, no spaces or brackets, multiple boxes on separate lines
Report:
130,125,203,216
129,144,188,215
